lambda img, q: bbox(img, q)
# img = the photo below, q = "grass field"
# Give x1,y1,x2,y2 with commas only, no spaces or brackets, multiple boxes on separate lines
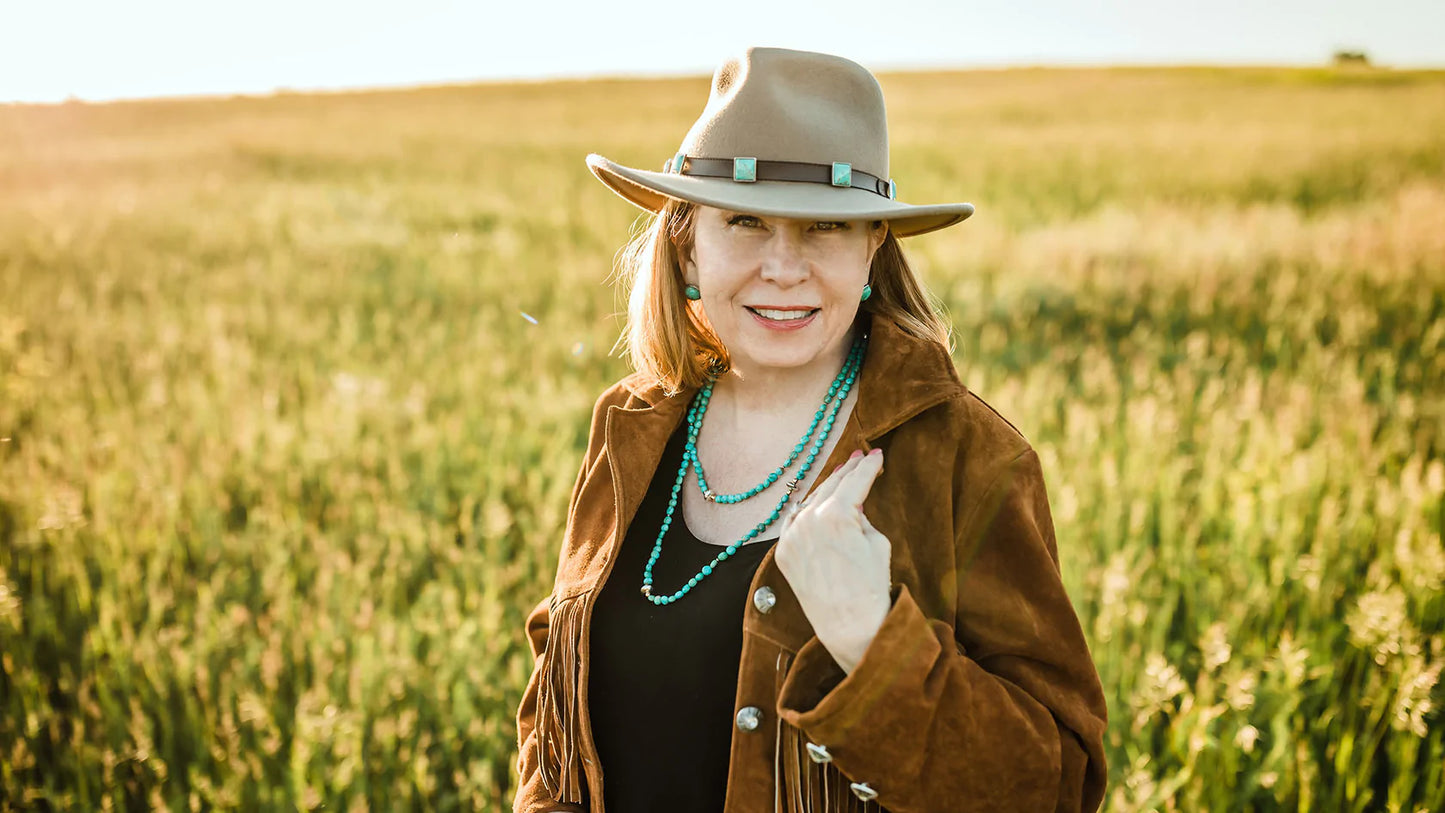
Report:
2,66,1443,811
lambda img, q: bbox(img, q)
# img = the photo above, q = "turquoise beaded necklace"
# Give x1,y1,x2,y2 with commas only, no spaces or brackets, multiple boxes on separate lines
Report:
640,332,868,606
686,337,864,504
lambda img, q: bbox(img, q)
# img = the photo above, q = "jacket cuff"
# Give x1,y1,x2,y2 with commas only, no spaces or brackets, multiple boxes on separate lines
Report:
513,749,589,813
513,782,587,813
775,582,943,745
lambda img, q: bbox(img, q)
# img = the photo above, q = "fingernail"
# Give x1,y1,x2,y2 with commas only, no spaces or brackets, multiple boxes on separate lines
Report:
849,449,864,460
868,448,882,457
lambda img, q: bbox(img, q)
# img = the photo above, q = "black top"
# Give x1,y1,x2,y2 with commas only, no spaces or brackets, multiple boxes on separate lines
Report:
587,420,778,813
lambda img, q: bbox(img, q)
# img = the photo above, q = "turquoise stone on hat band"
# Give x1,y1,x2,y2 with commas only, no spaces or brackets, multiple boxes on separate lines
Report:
670,153,686,174
831,162,852,187
732,157,757,182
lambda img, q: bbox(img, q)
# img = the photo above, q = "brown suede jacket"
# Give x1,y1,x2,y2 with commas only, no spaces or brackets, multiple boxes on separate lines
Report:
513,313,1109,813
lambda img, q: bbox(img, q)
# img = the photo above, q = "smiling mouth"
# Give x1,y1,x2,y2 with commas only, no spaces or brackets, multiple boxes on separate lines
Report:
746,306,820,322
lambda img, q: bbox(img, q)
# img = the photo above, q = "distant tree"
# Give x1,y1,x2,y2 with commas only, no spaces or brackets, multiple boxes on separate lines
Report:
1332,49,1371,67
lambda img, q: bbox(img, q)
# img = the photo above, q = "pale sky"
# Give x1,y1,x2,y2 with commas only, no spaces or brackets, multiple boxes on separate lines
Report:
2,0,1442,104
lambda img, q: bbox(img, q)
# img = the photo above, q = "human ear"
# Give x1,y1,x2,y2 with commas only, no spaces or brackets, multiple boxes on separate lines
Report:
865,220,889,263
674,242,698,282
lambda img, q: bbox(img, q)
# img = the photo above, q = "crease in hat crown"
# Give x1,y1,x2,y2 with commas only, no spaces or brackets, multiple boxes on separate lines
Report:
678,47,889,180
585,46,975,238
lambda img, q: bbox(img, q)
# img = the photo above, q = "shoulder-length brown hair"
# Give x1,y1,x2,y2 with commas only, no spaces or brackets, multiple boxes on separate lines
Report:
608,198,953,395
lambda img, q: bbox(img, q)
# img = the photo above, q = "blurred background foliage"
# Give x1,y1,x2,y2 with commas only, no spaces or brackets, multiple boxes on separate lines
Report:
1,67,1443,810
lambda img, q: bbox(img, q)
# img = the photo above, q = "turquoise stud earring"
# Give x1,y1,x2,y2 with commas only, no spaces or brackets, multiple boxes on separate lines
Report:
861,283,872,302
685,284,702,301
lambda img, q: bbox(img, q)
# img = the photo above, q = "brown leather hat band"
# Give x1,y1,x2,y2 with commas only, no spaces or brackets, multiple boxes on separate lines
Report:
662,154,897,200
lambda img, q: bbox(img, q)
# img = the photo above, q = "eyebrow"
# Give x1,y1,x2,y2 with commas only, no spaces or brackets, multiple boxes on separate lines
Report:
722,211,847,224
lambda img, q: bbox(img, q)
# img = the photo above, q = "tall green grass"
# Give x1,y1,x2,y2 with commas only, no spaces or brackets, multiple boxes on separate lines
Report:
2,67,1442,810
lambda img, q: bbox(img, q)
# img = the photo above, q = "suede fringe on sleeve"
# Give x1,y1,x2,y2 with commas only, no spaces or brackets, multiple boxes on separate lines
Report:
535,592,588,806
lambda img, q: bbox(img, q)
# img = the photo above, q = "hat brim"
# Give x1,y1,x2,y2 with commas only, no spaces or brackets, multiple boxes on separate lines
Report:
586,154,974,238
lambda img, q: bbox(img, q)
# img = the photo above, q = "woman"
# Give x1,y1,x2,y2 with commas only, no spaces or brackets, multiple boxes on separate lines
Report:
514,47,1108,813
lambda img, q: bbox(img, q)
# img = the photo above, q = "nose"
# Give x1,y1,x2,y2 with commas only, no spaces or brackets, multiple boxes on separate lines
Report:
759,228,810,286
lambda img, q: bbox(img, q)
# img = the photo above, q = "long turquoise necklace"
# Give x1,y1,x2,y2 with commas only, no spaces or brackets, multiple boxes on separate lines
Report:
640,332,868,605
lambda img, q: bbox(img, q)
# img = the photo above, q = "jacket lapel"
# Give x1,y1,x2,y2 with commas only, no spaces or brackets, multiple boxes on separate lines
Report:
848,313,967,443
603,382,695,567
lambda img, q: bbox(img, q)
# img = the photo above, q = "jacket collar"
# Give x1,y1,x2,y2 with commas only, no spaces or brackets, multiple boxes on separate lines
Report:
602,314,967,547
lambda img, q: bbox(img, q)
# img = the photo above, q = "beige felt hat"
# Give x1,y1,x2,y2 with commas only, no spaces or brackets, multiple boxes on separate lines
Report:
586,47,975,238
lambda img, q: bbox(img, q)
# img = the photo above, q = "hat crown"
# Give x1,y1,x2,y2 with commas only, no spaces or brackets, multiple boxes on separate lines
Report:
678,47,890,179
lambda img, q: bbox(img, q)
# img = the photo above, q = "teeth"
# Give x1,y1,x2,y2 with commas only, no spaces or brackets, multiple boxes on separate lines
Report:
753,308,816,321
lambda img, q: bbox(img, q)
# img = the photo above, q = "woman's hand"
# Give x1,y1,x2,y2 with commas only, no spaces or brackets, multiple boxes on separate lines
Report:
774,448,891,674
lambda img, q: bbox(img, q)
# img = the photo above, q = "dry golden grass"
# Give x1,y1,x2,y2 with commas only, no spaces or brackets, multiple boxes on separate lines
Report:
1,66,1442,810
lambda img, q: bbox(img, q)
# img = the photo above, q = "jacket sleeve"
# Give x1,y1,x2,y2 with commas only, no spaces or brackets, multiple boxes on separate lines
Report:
513,596,588,813
514,386,626,813
775,447,1109,813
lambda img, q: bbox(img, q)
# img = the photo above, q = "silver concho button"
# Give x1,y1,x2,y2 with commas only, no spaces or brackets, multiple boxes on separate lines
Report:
850,782,879,802
735,706,763,732
752,586,777,614
805,742,832,763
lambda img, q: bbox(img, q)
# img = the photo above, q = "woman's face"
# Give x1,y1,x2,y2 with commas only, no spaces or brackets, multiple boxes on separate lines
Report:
679,205,887,377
